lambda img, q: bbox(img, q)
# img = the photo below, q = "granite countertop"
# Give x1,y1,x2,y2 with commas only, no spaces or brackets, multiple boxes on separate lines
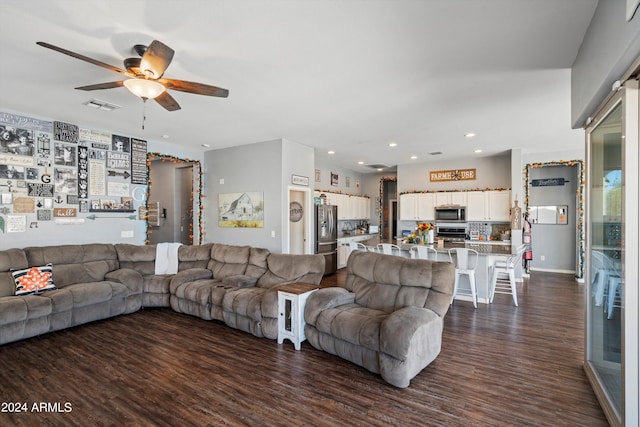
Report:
337,232,379,239
360,235,523,256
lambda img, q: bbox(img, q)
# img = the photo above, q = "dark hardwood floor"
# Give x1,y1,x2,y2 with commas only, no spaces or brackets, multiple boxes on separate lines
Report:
0,270,607,426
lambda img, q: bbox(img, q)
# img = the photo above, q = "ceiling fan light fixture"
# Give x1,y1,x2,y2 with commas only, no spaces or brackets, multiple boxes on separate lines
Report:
123,78,165,99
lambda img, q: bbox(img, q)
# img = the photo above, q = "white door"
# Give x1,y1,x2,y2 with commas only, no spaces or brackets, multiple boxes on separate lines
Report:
289,189,306,254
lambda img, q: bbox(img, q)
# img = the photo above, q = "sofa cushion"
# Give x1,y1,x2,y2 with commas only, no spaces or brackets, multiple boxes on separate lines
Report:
208,244,251,278
346,251,454,316
0,295,52,326
12,264,56,295
178,244,213,270
25,244,118,287
0,249,29,297
257,253,325,287
115,244,156,275
314,303,388,351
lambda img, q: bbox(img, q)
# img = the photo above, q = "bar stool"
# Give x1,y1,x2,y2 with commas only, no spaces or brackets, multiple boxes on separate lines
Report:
489,254,520,306
448,248,479,308
349,241,368,252
377,243,401,256
410,245,437,260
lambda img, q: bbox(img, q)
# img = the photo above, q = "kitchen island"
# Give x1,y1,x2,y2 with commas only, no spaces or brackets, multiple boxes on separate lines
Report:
355,236,525,305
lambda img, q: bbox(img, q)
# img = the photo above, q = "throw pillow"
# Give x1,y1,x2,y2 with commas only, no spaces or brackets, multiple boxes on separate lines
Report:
12,264,56,296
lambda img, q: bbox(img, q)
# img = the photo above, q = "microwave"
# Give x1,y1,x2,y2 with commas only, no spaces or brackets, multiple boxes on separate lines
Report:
435,206,466,222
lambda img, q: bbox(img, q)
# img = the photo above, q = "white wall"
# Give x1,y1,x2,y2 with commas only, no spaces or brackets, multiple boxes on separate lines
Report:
204,138,315,253
397,154,511,193
571,0,640,128
314,157,365,196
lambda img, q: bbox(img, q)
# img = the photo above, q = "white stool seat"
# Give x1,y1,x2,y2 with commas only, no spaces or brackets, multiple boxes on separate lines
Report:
377,243,401,256
489,253,520,306
449,248,479,308
410,245,437,260
349,241,368,252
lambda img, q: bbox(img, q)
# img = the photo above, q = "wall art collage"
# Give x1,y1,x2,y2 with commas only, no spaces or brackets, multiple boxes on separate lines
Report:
0,112,147,233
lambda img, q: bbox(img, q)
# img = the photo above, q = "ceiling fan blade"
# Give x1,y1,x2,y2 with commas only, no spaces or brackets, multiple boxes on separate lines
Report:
139,40,174,79
154,91,181,111
75,81,125,91
36,41,132,76
157,78,229,97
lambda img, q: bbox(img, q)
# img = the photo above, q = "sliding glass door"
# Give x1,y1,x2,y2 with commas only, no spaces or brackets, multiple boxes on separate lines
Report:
585,79,639,427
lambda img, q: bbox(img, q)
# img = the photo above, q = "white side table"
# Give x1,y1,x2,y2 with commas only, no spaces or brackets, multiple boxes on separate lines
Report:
277,282,318,350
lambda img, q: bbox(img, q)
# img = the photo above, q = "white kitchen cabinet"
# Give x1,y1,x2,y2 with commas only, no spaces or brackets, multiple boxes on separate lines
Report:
400,193,435,220
417,193,436,220
434,191,467,207
314,192,370,220
487,190,511,221
465,190,510,221
400,193,419,220
450,192,468,206
337,242,348,268
466,191,487,221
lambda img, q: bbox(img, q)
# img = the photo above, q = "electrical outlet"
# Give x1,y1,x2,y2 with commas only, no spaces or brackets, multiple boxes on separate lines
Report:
540,255,545,261
271,230,276,238
121,230,134,238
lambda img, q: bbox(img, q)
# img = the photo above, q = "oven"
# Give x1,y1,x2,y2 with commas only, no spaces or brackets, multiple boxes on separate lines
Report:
436,222,468,242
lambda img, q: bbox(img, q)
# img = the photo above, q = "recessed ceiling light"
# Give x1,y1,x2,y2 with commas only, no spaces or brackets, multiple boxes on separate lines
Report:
410,155,418,160
465,133,476,138
201,143,210,148
357,161,364,165
388,142,397,147
377,168,384,171
328,150,335,155
474,149,482,153
162,135,170,139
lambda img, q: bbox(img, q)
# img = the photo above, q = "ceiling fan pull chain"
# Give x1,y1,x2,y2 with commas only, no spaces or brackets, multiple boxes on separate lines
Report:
142,97,147,130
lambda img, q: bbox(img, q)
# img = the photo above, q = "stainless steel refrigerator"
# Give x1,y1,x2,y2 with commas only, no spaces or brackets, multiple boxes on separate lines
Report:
314,204,338,275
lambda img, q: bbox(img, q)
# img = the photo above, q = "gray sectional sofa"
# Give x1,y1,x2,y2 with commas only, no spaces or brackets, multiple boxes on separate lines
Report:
0,242,324,346
1,242,454,388
304,250,455,388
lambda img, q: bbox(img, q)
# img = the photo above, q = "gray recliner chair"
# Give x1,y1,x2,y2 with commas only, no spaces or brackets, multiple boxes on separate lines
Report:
304,250,454,388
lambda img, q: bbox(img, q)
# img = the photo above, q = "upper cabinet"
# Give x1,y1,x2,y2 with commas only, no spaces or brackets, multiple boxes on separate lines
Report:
435,191,467,207
400,193,435,221
314,191,371,220
465,190,510,221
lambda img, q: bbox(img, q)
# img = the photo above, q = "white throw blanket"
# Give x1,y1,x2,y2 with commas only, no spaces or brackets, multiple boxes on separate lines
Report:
155,242,182,275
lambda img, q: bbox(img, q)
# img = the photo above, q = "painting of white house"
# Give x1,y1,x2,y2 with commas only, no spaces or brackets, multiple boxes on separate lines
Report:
218,192,264,228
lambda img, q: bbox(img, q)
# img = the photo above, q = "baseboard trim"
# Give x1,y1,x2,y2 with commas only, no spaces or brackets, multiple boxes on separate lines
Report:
529,267,576,275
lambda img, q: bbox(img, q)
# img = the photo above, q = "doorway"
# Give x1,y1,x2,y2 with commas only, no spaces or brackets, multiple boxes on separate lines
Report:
146,154,202,245
287,187,311,254
388,199,397,241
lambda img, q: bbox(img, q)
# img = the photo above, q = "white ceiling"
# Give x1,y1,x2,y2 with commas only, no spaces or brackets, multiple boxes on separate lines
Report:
0,0,598,173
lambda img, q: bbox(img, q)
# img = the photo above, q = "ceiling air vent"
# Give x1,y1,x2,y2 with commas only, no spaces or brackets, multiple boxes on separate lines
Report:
83,99,120,111
365,163,391,170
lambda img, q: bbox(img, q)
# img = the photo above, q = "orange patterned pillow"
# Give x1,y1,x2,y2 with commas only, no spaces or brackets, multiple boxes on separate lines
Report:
11,264,56,296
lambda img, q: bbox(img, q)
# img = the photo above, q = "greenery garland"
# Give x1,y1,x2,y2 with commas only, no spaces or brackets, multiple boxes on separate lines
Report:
399,187,510,195
145,152,205,245
378,176,397,237
524,159,585,279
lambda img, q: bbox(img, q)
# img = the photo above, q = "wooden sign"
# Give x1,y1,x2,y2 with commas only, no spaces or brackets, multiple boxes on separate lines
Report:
531,178,567,187
54,208,77,217
430,168,476,182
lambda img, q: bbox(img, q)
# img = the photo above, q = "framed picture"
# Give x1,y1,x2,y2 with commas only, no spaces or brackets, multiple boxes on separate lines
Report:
218,192,264,228
331,172,338,187
315,169,321,183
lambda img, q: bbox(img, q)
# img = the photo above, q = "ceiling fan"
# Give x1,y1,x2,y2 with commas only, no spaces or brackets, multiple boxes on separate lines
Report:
36,40,229,112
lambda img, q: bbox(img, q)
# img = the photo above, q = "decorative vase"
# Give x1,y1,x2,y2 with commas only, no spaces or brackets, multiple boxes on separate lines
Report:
428,229,434,244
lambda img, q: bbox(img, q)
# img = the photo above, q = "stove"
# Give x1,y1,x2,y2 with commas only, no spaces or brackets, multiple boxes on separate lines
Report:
436,222,468,242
